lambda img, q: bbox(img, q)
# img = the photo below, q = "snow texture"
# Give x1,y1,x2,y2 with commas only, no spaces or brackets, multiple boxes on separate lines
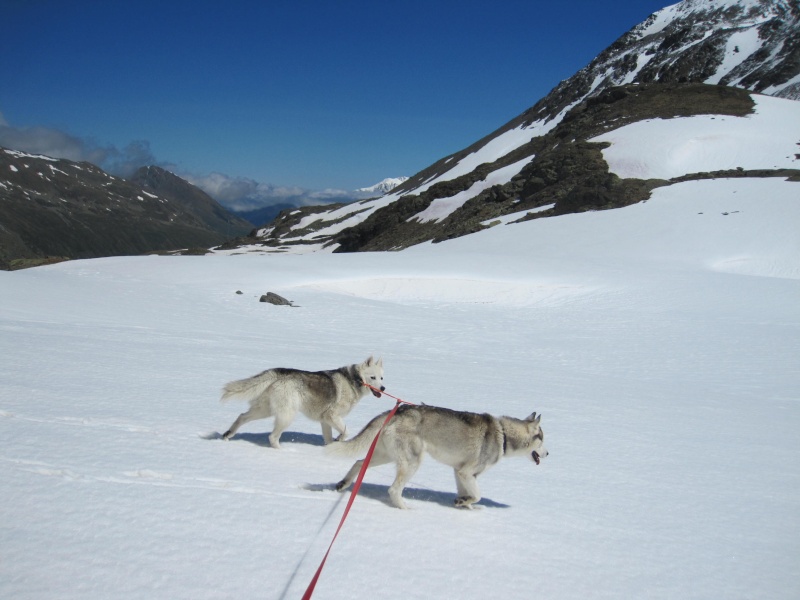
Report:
591,95,800,179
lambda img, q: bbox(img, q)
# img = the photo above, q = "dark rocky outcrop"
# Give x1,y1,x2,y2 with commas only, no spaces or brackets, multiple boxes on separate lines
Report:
259,292,296,306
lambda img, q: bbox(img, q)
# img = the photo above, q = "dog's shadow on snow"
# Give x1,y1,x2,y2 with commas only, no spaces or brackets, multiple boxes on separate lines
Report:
203,432,509,509
303,482,510,510
202,431,325,447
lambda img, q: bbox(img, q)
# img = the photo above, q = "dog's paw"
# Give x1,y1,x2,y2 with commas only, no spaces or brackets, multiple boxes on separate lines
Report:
454,496,477,509
334,480,348,492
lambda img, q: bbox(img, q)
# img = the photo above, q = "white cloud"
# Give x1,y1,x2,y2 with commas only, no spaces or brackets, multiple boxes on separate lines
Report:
0,116,156,177
185,171,356,212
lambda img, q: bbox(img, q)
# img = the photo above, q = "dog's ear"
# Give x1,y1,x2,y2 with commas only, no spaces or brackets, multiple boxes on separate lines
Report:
365,356,374,366
526,411,541,424
377,357,383,367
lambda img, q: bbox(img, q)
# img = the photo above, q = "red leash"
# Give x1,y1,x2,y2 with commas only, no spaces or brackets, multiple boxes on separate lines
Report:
301,385,414,600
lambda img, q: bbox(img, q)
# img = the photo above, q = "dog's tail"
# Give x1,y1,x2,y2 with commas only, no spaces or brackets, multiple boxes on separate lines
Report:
220,369,278,403
325,410,389,457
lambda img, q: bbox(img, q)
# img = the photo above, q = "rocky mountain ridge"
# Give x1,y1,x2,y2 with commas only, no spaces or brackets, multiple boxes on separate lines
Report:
239,0,799,254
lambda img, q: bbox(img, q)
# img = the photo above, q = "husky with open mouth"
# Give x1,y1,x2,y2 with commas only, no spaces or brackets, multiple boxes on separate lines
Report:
328,404,547,509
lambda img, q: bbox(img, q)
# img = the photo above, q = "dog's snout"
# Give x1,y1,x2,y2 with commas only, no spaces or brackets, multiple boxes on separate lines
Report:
380,385,386,391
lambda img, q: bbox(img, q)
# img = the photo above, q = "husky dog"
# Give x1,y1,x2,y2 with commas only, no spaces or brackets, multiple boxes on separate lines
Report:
220,357,384,448
328,404,547,509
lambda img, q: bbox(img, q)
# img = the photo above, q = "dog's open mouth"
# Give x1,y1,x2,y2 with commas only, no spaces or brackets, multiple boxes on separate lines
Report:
371,388,382,398
532,450,541,465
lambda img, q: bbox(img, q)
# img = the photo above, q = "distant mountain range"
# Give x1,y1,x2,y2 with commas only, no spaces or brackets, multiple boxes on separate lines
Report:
0,154,251,269
233,203,297,228
235,0,799,253
0,143,407,268
232,177,409,227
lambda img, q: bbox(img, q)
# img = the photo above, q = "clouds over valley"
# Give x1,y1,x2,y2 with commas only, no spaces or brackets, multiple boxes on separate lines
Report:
0,113,358,213
0,112,157,178
184,171,358,212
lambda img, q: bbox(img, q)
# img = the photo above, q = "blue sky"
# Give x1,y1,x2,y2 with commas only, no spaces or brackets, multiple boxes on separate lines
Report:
1,0,673,209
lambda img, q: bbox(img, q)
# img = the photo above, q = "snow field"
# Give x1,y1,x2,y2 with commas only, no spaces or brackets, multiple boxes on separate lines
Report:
2,174,799,598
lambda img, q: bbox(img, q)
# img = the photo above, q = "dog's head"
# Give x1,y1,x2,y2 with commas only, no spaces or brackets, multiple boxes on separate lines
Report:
523,412,548,465
358,356,385,398
500,411,548,463
525,412,549,465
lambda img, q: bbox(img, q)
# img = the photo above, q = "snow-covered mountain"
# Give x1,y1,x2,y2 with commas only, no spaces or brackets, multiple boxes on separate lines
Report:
242,0,799,253
355,176,409,196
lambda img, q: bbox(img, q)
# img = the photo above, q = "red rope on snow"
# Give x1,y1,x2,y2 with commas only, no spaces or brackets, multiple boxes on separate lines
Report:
301,385,414,600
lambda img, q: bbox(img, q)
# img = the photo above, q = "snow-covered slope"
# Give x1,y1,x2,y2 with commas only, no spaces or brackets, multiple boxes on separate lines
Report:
2,127,798,598
247,0,799,253
413,0,799,196
230,88,799,254
590,94,799,178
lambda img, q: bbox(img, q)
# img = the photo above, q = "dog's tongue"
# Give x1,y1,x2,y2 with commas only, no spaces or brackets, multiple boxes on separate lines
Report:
371,389,382,398
532,451,540,465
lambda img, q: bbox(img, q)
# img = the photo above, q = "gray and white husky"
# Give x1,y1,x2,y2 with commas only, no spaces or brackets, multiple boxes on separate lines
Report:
220,357,384,448
328,404,547,509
